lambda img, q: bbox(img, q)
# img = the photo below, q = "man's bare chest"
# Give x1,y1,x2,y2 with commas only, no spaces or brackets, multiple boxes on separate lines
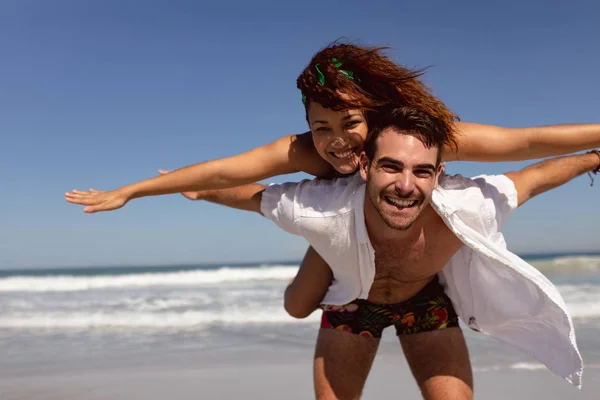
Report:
372,228,462,283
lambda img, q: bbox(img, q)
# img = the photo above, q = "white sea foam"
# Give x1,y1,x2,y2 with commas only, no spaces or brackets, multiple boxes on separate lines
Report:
0,308,321,330
509,362,546,370
556,284,600,319
530,256,600,274
2,294,214,313
0,265,299,292
120,297,205,311
2,257,600,336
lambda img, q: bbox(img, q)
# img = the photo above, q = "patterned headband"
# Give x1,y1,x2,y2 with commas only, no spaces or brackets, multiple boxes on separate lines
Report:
301,58,355,105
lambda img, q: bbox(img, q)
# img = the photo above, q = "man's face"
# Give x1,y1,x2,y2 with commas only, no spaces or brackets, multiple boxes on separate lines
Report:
359,128,442,231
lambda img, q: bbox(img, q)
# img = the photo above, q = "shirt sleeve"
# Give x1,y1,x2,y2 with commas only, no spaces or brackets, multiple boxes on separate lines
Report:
259,181,304,236
471,174,519,230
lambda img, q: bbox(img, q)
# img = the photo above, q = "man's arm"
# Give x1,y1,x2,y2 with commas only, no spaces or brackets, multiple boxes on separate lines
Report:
504,151,600,206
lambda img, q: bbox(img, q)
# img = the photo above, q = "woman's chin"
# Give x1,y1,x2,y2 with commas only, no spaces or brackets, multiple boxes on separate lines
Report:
332,159,359,176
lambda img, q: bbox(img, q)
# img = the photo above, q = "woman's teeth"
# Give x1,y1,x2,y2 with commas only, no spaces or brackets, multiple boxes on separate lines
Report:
332,149,354,159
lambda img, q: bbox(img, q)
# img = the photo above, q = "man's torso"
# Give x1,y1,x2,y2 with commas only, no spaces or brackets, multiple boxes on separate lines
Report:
367,206,464,304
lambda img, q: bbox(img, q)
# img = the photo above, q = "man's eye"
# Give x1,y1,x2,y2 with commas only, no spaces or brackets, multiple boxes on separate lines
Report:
314,127,331,133
415,170,433,177
382,165,400,172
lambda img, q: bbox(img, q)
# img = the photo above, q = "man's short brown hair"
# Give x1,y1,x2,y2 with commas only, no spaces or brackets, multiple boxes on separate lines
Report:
364,106,449,166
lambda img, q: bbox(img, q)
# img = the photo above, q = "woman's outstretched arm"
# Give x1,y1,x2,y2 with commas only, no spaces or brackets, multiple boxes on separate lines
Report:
446,122,600,162
65,132,332,213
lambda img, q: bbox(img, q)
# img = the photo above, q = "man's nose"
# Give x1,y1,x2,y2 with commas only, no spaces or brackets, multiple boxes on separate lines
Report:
395,172,416,194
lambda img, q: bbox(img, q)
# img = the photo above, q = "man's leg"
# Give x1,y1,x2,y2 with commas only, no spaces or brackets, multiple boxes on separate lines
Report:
313,328,380,400
399,327,473,400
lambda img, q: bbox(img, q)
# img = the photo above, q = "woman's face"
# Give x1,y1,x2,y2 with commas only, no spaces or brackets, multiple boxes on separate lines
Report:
307,101,369,175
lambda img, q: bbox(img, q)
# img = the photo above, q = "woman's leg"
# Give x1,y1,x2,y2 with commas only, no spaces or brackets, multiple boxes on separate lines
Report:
284,246,333,318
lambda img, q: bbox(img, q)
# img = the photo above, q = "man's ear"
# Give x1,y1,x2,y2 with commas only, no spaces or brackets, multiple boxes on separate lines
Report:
433,162,444,189
359,153,369,182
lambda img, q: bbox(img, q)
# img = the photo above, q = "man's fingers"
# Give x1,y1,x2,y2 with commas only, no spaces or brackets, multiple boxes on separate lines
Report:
158,169,170,175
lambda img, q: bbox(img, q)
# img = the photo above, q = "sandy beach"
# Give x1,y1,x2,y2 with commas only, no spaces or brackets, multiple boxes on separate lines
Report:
1,336,599,400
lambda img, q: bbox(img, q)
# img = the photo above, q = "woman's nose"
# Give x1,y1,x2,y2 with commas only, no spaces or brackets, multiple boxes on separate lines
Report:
330,136,349,149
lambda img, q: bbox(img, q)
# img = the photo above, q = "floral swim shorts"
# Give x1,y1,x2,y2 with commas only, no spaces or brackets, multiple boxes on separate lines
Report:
320,276,459,338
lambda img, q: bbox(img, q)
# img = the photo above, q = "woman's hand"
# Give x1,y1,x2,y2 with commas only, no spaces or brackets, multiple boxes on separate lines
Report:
64,188,129,213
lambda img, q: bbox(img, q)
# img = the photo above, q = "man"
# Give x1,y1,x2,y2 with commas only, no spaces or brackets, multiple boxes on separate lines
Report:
195,106,596,399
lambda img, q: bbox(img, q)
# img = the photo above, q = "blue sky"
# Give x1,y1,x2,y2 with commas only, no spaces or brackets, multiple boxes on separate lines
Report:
1,0,599,269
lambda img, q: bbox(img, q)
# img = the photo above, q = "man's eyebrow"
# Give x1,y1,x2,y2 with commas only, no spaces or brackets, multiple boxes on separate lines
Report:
377,157,404,166
377,158,436,171
415,163,437,171
311,120,328,126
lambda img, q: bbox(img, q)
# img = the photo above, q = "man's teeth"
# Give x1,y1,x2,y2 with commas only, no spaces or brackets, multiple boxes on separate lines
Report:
333,150,353,158
386,197,416,207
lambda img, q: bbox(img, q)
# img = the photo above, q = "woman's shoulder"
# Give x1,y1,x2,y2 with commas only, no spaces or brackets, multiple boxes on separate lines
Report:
289,131,336,178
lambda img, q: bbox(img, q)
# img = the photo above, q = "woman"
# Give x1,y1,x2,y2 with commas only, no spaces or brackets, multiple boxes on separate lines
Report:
65,41,600,318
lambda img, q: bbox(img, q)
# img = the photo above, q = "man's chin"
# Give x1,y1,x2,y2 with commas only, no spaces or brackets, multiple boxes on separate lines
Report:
382,215,417,231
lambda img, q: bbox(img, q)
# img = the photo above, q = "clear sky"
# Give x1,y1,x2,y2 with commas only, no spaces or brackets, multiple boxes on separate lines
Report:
1,0,598,269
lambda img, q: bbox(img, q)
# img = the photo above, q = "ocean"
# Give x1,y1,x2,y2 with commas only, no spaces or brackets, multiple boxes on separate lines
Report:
1,254,600,380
